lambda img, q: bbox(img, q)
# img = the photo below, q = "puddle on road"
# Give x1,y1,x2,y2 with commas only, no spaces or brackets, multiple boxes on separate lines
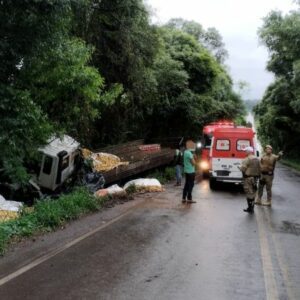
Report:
280,221,300,236
135,188,191,210
141,197,189,210
278,165,300,181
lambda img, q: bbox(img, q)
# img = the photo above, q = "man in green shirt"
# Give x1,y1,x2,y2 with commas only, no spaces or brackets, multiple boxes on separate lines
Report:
182,140,196,203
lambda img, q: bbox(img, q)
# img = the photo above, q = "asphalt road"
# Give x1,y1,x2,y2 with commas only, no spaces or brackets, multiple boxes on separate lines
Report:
0,164,300,300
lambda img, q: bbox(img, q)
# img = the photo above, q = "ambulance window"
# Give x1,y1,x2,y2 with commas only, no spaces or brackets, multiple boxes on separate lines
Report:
43,156,53,175
237,140,250,151
216,139,230,150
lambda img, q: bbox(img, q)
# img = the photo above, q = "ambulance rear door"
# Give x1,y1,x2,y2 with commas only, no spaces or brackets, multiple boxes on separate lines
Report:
210,137,251,183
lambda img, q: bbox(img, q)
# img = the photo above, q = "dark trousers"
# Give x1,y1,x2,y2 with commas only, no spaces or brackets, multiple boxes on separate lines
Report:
183,173,195,200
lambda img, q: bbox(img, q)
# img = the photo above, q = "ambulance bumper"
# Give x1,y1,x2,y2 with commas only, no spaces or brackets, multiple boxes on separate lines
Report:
209,175,243,184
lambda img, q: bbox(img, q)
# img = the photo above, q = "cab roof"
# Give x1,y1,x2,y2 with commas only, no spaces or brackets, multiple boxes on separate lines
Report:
39,135,80,157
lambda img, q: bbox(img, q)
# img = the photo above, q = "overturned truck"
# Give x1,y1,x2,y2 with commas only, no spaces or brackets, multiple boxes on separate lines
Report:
36,136,178,193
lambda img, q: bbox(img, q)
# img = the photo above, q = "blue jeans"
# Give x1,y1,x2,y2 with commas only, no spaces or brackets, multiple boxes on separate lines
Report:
175,165,182,184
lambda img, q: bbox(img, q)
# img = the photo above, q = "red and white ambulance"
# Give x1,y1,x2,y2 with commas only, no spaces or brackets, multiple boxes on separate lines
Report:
199,120,234,174
208,126,258,189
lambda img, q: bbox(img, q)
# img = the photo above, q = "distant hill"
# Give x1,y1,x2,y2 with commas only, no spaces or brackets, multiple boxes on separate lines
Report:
244,100,259,112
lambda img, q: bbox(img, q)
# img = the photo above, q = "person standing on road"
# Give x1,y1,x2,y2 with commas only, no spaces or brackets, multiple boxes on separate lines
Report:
182,140,197,204
174,146,183,186
255,145,283,206
239,146,260,214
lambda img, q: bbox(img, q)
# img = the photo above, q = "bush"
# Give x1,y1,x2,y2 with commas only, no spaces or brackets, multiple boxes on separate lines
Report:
281,158,300,173
147,166,176,184
125,184,137,195
0,187,106,255
164,167,176,181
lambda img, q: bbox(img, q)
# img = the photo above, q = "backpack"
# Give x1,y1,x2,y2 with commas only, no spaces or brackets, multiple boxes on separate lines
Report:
174,150,183,166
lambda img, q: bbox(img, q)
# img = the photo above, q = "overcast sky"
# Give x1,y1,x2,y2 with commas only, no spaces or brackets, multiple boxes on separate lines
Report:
146,0,298,100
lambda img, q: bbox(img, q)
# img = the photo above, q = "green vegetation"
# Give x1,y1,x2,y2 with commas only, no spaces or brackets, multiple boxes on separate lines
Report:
281,159,300,173
0,188,106,255
124,184,137,196
148,167,176,184
0,0,245,184
244,100,259,112
0,166,177,254
255,8,300,158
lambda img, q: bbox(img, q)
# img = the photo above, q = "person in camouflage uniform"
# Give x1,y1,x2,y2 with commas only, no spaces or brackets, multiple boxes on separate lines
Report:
255,145,283,206
239,146,260,214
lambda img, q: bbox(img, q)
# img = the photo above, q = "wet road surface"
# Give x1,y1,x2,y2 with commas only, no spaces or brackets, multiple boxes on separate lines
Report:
0,164,300,300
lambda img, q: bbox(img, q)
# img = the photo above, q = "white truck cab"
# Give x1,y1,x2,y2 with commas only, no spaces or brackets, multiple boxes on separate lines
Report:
37,135,80,191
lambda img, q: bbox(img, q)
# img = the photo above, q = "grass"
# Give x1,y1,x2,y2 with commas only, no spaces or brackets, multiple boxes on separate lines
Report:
125,184,137,195
0,187,108,255
147,166,176,184
281,158,300,173
0,167,177,255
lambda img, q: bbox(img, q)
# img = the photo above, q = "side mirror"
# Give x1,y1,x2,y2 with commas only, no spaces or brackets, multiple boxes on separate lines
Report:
256,150,260,157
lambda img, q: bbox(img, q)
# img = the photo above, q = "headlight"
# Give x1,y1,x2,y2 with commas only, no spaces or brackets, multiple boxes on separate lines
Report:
200,161,209,170
196,142,202,149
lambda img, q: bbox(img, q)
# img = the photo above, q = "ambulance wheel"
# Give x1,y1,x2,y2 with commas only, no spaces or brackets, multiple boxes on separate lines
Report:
209,179,218,190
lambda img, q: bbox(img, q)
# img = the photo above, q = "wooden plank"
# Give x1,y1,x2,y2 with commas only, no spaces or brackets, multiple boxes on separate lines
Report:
103,150,174,185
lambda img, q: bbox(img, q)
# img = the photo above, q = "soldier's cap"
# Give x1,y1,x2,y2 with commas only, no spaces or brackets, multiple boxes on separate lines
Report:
244,146,254,153
265,145,273,150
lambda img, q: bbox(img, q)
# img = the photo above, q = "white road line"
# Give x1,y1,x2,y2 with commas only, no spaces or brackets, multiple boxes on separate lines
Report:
0,204,141,287
256,209,279,300
263,209,297,300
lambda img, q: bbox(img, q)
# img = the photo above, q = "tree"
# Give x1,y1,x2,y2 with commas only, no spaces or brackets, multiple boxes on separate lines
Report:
0,0,71,182
72,0,160,144
0,0,106,181
166,18,228,63
21,38,104,144
147,27,244,137
256,10,300,156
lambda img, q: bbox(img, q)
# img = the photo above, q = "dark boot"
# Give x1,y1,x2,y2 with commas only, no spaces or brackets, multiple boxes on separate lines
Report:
243,198,254,213
249,199,254,213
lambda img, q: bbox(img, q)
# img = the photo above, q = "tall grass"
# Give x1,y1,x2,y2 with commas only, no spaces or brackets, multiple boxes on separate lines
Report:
0,188,107,255
281,158,300,172
147,167,176,184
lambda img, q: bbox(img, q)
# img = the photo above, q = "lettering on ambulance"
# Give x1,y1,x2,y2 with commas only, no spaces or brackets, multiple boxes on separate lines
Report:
221,164,233,169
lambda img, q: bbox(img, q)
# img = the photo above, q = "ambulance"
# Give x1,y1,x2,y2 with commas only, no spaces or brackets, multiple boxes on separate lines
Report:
199,120,234,174
208,126,258,189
